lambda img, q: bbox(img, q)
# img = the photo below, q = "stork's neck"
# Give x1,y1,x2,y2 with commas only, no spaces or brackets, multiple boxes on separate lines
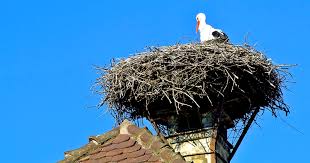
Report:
199,21,208,30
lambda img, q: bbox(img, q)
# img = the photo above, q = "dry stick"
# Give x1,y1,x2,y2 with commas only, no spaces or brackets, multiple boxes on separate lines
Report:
144,98,169,145
228,107,260,161
98,42,290,139
148,115,169,145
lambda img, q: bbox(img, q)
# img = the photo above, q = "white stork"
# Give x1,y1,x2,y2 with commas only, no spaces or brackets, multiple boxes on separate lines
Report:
196,13,229,42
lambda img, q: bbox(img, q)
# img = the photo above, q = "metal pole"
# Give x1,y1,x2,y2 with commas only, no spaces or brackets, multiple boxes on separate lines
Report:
228,107,260,162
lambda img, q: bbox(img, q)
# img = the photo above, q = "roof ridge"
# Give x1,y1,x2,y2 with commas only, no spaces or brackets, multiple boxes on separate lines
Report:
128,125,185,162
58,120,186,163
58,127,120,163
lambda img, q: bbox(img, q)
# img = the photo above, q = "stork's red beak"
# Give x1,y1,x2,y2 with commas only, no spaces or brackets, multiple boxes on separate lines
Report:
196,20,200,33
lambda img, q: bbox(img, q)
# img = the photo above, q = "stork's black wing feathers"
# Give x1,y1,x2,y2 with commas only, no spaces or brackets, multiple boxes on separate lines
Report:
212,31,222,38
212,31,229,42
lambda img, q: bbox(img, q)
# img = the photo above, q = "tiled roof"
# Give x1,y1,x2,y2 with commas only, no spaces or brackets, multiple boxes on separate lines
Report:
59,120,186,163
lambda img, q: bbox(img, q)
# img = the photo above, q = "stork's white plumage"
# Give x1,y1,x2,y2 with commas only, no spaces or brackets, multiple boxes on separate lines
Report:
196,13,228,42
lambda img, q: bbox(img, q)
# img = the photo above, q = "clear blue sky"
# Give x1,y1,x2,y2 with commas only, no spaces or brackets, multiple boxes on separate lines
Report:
1,0,309,162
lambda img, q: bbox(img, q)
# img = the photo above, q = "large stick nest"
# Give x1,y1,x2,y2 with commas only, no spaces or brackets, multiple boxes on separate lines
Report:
96,42,290,125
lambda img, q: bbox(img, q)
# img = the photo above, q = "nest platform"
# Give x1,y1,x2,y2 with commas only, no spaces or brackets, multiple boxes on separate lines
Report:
96,42,289,127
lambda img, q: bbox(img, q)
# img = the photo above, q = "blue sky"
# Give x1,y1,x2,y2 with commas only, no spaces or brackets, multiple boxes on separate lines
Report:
1,0,309,162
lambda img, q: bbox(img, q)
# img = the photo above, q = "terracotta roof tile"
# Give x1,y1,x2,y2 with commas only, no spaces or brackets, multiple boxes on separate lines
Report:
111,153,127,162
118,159,130,163
126,148,146,158
148,155,161,162
172,158,188,163
112,134,130,144
79,159,91,163
133,154,152,162
105,149,123,157
100,144,116,152
90,151,106,160
97,156,112,163
58,119,186,163
89,148,101,155
150,140,166,152
145,149,153,155
159,148,175,161
127,124,141,135
122,143,141,153
140,132,152,143
100,142,112,148
113,138,135,149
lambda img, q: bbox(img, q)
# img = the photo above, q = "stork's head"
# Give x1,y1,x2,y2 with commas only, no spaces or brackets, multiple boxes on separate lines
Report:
196,13,206,33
